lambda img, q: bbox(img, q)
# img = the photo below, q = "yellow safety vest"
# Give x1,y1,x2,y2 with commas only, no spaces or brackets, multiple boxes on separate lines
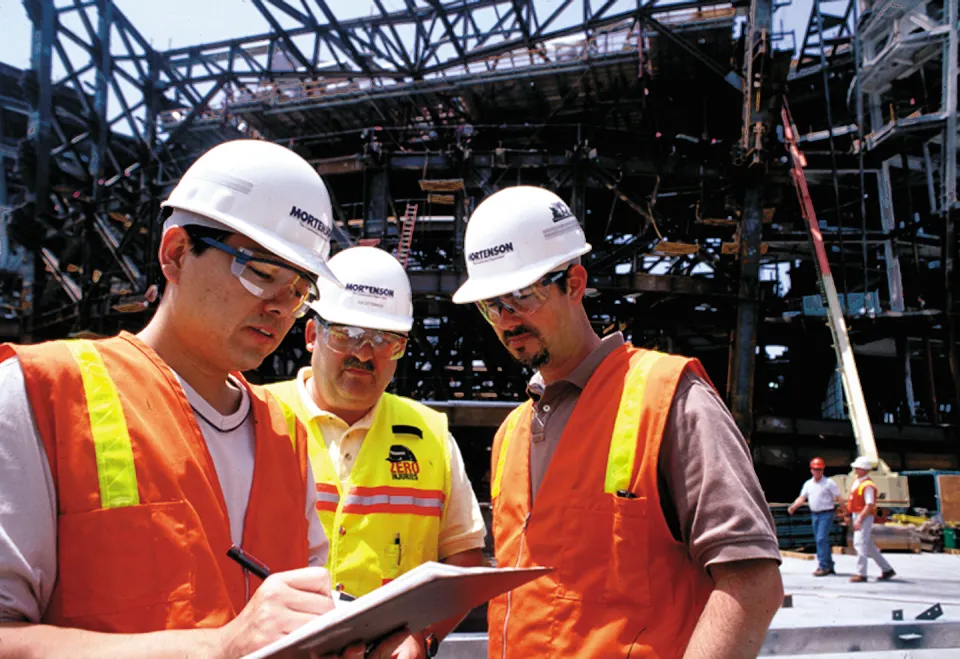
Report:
266,379,451,596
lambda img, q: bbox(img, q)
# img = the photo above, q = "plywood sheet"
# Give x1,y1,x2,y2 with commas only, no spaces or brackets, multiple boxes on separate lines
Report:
938,475,960,524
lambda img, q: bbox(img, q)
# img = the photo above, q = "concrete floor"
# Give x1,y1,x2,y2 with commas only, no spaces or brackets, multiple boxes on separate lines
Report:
775,553,960,628
441,553,960,658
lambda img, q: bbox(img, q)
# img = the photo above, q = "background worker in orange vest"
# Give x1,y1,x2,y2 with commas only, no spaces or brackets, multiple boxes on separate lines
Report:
0,140,386,659
266,246,487,659
847,456,896,583
452,186,785,659
788,457,844,576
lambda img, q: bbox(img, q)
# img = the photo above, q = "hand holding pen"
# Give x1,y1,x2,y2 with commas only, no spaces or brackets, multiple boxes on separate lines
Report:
217,545,337,658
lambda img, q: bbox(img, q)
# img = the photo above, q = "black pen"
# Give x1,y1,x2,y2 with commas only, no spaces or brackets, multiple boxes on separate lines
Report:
227,545,359,602
227,545,271,580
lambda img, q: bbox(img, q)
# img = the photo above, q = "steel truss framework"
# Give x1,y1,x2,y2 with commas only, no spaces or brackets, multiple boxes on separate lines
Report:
3,0,960,474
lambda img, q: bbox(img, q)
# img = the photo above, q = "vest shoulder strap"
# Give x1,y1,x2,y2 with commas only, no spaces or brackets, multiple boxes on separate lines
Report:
491,403,529,500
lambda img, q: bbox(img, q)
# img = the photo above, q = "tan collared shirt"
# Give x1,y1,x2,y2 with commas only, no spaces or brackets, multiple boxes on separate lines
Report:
526,333,781,570
295,368,487,559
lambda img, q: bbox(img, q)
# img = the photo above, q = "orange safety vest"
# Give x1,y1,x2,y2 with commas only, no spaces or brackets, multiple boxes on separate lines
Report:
0,332,310,633
848,478,877,514
488,344,715,659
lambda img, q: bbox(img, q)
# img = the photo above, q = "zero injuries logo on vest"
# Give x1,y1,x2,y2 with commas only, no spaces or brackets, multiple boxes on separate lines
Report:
387,445,420,481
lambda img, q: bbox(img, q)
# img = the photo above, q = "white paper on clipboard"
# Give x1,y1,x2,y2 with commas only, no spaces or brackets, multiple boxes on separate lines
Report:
241,562,551,659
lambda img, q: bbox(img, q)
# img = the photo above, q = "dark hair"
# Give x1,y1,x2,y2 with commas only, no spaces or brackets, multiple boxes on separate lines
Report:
182,224,233,256
555,266,572,294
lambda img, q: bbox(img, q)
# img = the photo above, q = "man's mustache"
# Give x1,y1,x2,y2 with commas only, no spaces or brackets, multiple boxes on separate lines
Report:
342,356,375,372
503,326,537,340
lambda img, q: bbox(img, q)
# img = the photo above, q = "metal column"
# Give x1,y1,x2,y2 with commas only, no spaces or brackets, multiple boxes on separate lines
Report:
729,181,764,439
0,104,9,269
728,0,772,439
25,0,57,340
364,168,389,241
877,161,905,312
942,0,959,421
878,159,916,421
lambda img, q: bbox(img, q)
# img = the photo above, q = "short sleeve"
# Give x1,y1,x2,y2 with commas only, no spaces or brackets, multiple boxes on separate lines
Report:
658,369,782,571
438,433,487,559
0,358,59,622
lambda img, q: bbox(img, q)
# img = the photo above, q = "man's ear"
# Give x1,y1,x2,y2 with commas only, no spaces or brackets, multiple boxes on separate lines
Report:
158,227,191,285
305,317,318,352
566,264,589,303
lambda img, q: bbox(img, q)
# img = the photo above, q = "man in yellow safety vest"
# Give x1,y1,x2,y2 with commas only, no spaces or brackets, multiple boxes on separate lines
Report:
267,246,487,659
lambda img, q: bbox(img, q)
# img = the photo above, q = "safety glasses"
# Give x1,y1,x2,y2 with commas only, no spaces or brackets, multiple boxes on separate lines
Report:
475,269,568,324
319,321,408,360
199,237,319,318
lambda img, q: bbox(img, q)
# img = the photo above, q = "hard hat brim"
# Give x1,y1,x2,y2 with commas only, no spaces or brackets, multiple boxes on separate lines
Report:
309,301,413,333
451,244,591,304
162,200,342,288
314,307,413,333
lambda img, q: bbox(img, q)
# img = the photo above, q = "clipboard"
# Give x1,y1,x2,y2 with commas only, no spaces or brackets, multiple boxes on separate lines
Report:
241,562,551,658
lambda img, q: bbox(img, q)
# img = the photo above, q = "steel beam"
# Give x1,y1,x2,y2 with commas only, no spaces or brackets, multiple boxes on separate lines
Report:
738,0,773,166
25,0,56,338
944,0,960,424
639,14,743,90
728,181,764,439
589,272,734,297
364,169,389,241
878,161,905,312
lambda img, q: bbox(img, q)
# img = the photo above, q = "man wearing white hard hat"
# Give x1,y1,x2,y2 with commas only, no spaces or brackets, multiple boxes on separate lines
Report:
0,139,379,658
453,185,784,659
266,246,486,659
847,456,896,583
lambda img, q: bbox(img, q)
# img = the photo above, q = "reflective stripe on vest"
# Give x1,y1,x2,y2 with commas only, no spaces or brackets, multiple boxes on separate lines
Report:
342,485,445,517
849,479,876,512
605,351,660,494
491,351,661,499
491,406,525,500
316,482,340,513
276,396,300,452
64,339,140,509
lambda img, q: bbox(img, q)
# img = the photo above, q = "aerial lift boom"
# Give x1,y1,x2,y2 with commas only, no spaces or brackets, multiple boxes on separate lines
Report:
782,102,909,508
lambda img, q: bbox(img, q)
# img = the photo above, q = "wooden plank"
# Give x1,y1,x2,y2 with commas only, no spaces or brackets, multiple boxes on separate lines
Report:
780,551,816,561
938,475,960,524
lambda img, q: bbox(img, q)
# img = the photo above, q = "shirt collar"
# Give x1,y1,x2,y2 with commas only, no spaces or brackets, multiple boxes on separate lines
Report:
526,332,626,398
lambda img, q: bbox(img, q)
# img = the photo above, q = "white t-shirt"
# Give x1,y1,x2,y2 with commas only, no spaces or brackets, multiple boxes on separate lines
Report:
800,476,841,512
0,357,328,623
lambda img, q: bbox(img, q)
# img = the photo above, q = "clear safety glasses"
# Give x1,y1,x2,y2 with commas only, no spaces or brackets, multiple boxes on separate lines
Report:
319,321,408,360
475,269,568,324
200,237,319,318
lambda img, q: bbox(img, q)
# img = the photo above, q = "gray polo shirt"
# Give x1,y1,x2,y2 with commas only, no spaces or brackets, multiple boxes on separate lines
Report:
527,332,781,570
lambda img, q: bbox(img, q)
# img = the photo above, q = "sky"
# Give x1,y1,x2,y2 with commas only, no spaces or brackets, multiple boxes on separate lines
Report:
0,0,817,71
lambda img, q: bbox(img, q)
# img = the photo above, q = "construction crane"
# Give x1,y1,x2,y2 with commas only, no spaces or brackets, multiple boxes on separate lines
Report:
781,101,909,509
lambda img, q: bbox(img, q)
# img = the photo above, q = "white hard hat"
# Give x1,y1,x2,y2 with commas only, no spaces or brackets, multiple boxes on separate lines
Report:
161,139,339,286
452,186,592,304
851,456,875,471
311,246,413,332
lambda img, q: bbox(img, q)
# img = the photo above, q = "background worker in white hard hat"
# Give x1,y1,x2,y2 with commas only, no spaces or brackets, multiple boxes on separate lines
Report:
847,456,896,583
453,185,784,659
266,245,487,659
0,139,374,658
788,457,844,576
